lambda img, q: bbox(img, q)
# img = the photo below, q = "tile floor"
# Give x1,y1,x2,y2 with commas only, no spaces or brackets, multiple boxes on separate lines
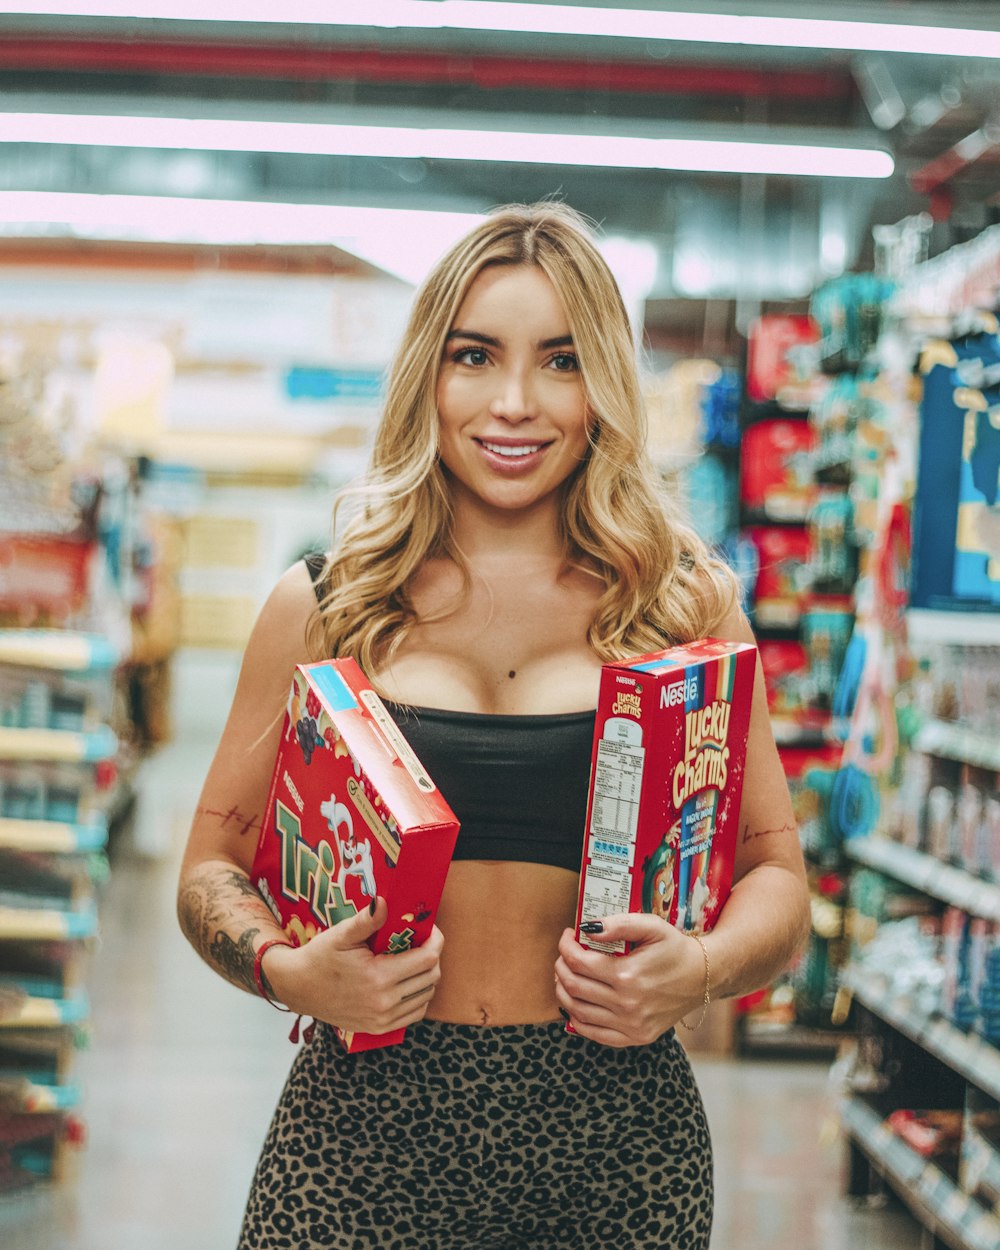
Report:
0,654,924,1250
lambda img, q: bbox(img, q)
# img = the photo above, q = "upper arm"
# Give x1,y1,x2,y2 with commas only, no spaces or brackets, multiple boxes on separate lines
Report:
179,561,319,879
711,600,805,888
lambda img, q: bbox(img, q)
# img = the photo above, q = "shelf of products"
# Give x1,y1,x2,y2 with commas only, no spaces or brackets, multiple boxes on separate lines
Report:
840,964,1000,1103
831,217,1000,1250
845,839,1000,923
735,305,872,1049
842,1097,1000,1250
0,623,121,1189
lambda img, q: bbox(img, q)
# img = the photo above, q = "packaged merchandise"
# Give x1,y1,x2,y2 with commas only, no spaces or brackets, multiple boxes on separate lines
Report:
779,743,843,868
739,419,818,523
251,659,459,1052
743,526,813,627
960,1087,1000,1216
745,313,821,406
573,638,756,959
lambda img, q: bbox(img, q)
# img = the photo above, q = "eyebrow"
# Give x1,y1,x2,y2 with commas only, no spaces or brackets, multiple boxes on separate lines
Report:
445,330,575,350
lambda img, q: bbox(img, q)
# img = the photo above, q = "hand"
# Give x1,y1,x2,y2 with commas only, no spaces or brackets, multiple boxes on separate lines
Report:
554,913,706,1048
263,898,444,1034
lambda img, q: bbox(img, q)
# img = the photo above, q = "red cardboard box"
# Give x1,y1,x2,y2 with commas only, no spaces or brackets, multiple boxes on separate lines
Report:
251,659,459,1051
574,638,756,955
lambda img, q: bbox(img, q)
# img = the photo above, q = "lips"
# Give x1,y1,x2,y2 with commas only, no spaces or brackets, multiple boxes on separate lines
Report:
473,436,552,472
479,439,545,458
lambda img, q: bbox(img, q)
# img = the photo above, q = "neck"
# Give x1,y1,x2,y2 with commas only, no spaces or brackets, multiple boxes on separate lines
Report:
449,492,566,565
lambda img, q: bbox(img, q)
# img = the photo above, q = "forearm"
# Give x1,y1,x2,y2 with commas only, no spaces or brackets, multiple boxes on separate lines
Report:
701,864,811,1002
177,858,287,997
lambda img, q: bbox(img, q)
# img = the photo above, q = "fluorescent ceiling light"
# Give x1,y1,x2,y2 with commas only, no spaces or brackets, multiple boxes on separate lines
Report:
0,190,483,283
2,2,999,59
0,190,660,296
0,111,895,178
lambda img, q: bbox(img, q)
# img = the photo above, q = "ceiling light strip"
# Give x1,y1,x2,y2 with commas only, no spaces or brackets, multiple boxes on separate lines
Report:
0,112,895,178
1,2,999,59
0,190,486,282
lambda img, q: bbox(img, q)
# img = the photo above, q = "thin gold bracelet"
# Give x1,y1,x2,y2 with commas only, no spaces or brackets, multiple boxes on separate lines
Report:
678,933,711,1032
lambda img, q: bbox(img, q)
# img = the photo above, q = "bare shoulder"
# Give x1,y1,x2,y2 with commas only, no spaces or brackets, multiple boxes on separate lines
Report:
243,560,319,673
219,561,318,748
708,594,755,645
180,562,318,874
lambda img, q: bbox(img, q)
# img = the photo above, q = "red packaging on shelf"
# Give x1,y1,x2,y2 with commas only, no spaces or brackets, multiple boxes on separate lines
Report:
250,659,459,1052
573,638,756,963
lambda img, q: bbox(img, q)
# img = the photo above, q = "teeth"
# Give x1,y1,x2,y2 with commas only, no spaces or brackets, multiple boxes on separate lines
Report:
481,441,542,457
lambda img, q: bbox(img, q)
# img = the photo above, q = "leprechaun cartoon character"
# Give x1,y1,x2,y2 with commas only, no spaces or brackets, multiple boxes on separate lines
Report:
642,821,681,921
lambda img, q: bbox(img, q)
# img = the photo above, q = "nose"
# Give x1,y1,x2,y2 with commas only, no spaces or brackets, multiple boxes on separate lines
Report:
489,364,536,422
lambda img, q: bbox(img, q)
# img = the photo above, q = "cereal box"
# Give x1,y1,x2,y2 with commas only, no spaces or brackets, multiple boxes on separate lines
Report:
574,638,756,954
251,659,459,1052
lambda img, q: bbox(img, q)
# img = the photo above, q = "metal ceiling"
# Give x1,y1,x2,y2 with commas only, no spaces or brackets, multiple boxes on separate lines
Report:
1,1,999,308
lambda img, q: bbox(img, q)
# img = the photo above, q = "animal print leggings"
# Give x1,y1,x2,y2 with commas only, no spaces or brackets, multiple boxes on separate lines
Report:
238,1018,713,1250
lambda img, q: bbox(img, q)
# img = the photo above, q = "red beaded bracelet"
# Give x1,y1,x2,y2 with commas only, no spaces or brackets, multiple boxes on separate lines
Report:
253,939,294,1012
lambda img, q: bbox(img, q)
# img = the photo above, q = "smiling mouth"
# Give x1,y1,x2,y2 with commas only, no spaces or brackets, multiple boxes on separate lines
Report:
477,439,548,458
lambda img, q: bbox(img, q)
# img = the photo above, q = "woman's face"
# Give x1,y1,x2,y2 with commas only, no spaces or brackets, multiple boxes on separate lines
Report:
435,264,590,515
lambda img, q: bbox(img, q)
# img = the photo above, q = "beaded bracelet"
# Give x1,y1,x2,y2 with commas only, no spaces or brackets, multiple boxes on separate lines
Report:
678,933,711,1032
253,939,294,1013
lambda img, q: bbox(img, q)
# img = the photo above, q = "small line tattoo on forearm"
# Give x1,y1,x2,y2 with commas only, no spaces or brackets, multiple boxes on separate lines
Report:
741,821,796,844
197,805,262,837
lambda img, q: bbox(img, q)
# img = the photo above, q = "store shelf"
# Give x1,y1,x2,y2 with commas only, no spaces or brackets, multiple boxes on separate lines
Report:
912,720,1000,772
0,1074,82,1113
0,903,98,942
0,991,89,1030
908,610,1000,648
840,965,1000,1101
0,818,108,854
736,1019,845,1057
842,1096,1000,1250
844,838,1000,922
0,725,118,763
0,630,119,673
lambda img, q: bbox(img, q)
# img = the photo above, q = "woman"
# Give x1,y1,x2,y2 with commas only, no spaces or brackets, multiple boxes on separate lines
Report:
177,202,810,1250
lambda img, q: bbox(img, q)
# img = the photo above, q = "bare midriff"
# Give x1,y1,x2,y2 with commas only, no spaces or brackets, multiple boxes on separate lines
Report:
424,860,580,1026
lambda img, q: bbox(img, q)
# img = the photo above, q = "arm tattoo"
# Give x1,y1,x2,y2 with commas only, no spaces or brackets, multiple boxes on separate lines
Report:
195,804,262,838
741,820,797,845
178,863,280,997
209,927,260,995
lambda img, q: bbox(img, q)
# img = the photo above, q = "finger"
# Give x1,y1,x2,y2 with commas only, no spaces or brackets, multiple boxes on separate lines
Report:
323,896,387,949
395,962,442,1001
556,939,627,991
379,942,443,988
400,982,436,1005
554,981,619,1029
564,1015,635,1048
554,955,619,1009
578,912,672,948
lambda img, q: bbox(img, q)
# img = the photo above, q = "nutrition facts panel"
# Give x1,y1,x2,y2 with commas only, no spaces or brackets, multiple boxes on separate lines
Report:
587,739,644,866
578,861,632,953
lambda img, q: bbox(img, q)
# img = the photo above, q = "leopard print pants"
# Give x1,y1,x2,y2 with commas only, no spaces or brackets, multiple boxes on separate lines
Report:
238,1019,713,1249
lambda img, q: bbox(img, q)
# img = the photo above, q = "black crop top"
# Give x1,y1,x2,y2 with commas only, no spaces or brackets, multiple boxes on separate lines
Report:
302,554,594,873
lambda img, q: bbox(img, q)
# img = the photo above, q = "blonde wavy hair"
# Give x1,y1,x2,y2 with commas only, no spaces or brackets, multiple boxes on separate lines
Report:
307,201,738,672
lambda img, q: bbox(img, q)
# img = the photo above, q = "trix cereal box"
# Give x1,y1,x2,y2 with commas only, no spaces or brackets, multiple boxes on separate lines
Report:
251,659,459,1052
574,638,756,954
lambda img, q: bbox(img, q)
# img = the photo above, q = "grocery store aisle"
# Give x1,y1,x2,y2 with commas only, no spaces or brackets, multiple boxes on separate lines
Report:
1,658,922,1250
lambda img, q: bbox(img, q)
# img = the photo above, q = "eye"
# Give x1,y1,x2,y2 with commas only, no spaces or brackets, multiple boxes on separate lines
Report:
453,346,490,367
548,352,579,372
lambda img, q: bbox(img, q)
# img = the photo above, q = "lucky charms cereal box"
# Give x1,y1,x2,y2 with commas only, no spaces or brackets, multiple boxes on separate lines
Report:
574,638,756,954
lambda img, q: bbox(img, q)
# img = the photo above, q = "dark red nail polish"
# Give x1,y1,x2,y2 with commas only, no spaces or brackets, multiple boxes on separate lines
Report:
579,921,604,934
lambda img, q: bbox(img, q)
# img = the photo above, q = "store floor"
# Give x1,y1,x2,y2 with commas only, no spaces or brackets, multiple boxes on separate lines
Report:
1,657,922,1250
